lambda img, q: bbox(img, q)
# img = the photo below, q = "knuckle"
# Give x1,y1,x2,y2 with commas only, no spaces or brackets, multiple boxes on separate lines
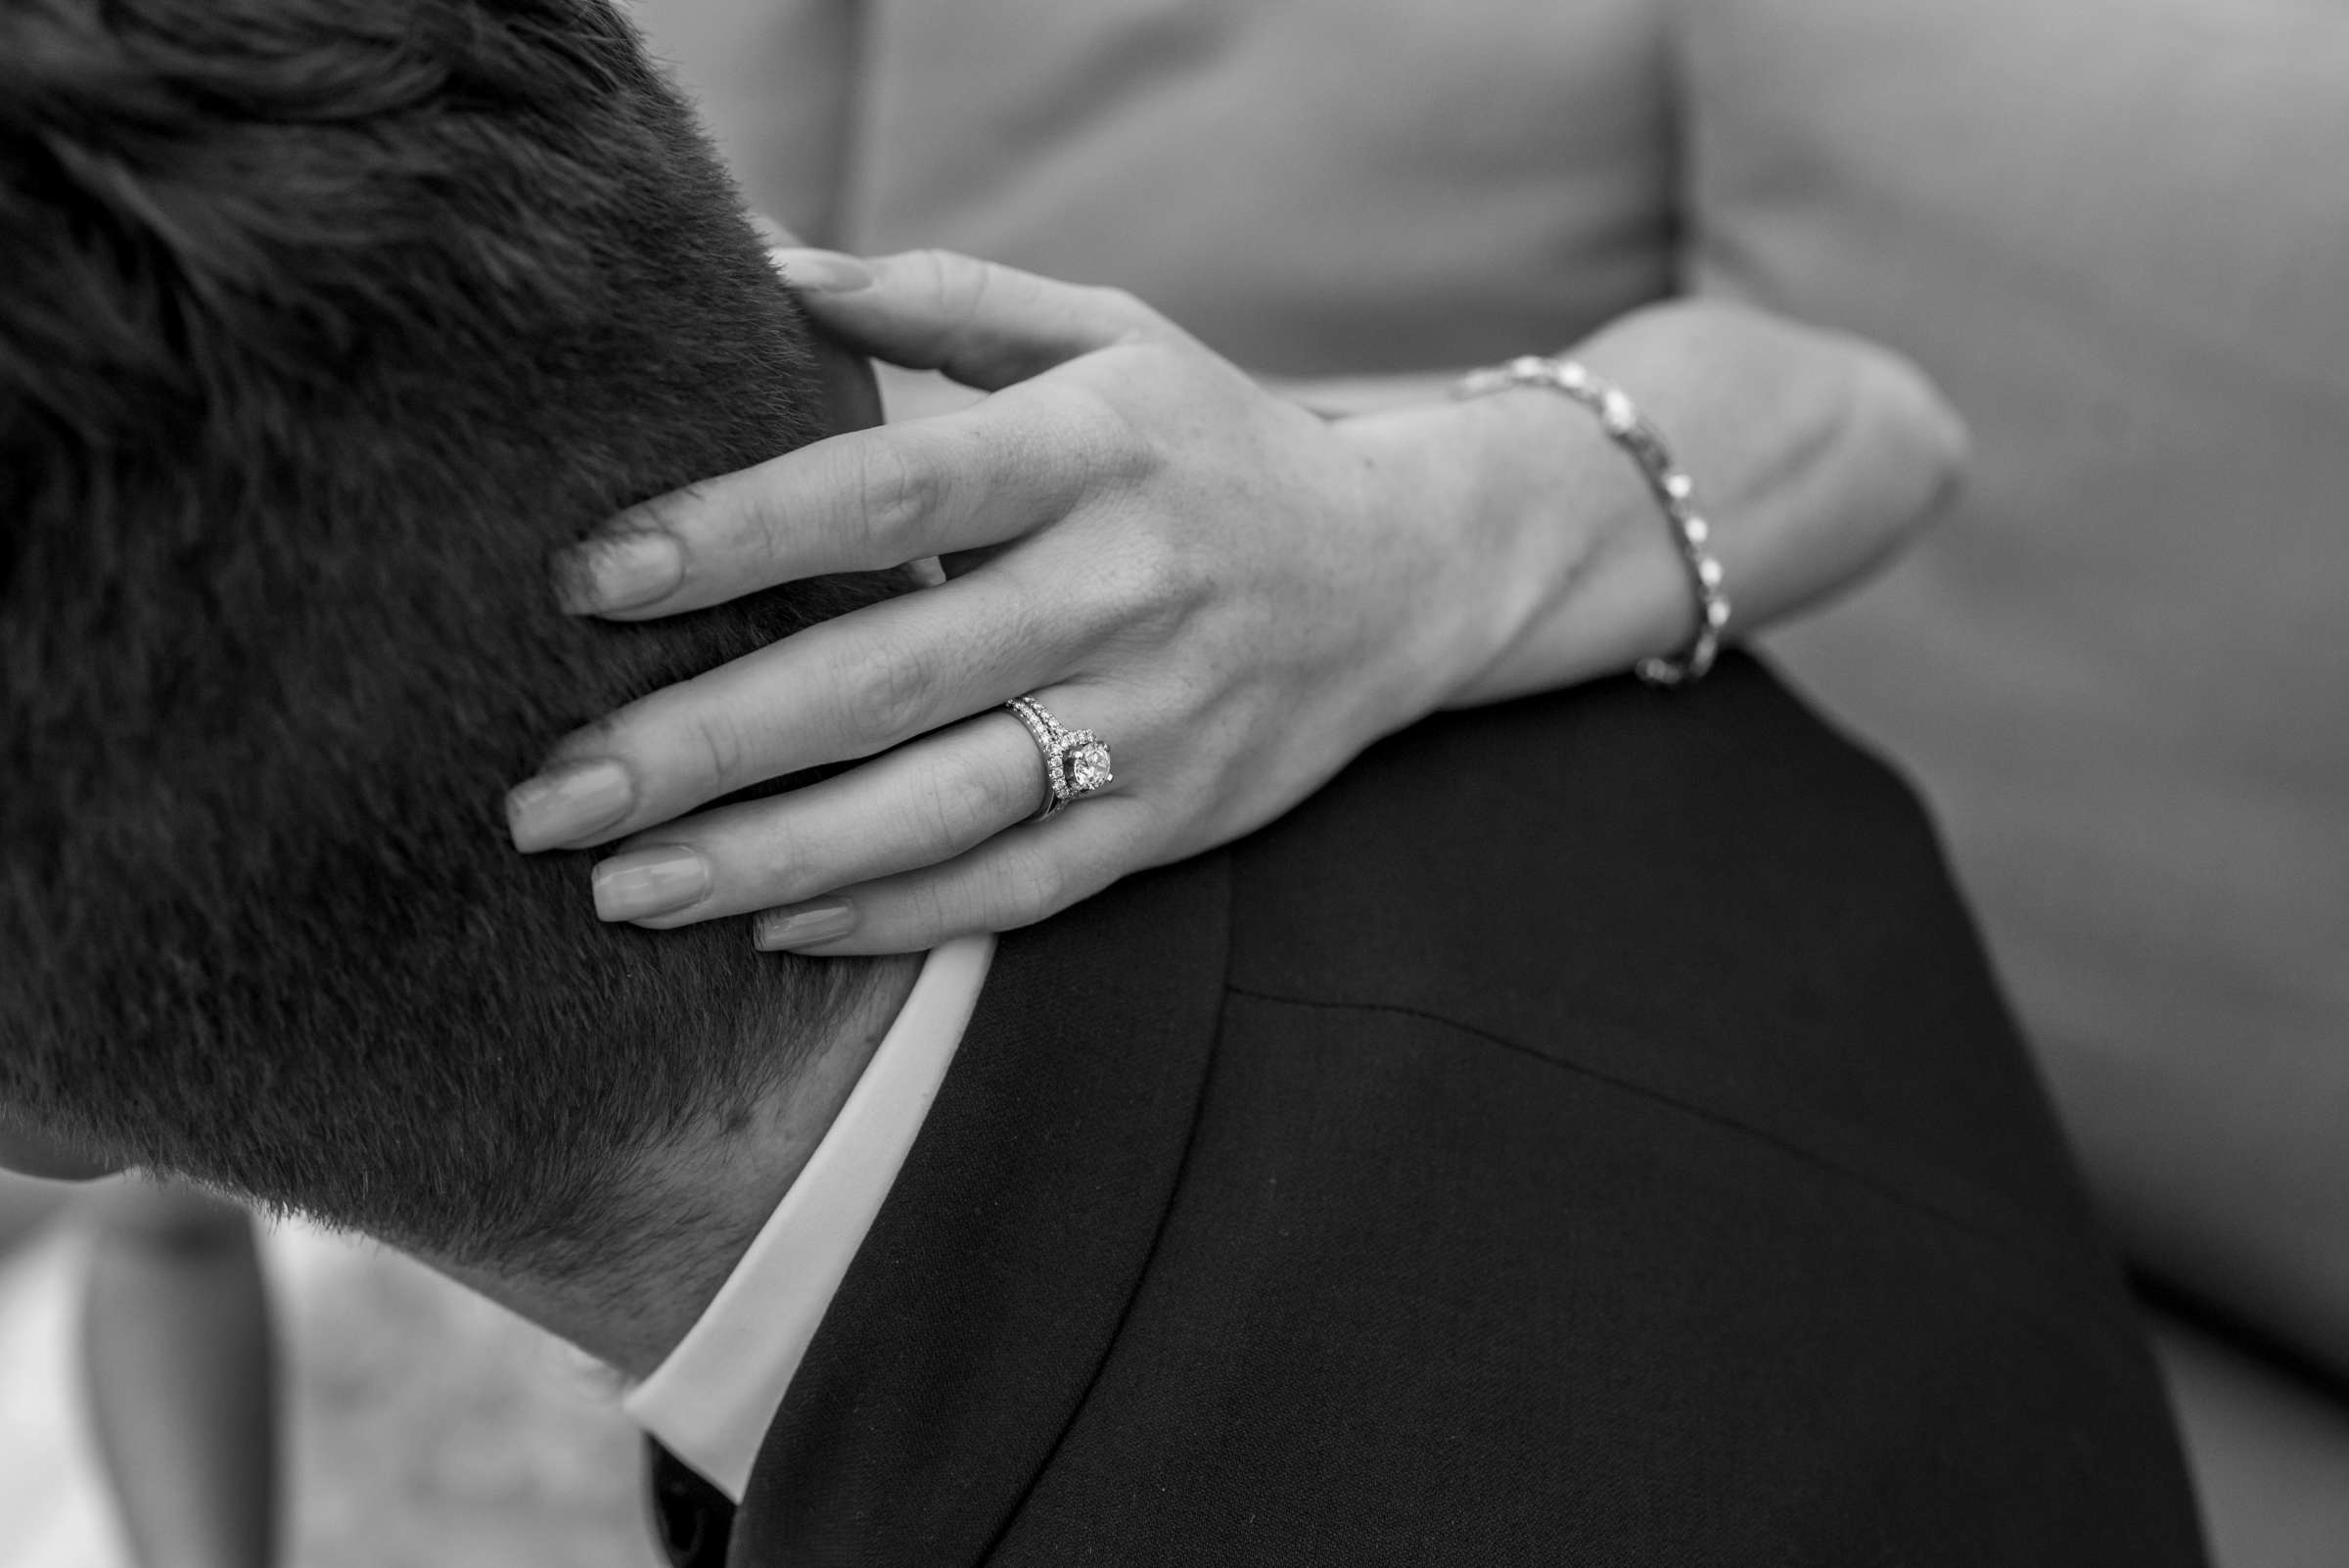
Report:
904,877,976,944
836,634,935,745
995,853,1067,928
729,480,800,575
747,829,821,900
1055,382,1160,489
899,247,966,288
1128,520,1196,602
691,713,751,796
1083,284,1157,335
909,248,987,319
911,764,1004,849
851,433,942,561
1089,520,1201,634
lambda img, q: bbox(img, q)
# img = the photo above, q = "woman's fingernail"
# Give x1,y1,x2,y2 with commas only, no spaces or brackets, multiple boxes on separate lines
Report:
772,249,874,293
506,760,633,851
591,846,712,922
753,899,857,951
556,531,682,615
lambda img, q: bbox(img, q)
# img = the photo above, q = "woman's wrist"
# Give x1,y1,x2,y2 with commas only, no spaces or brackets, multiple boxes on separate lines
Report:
1277,298,1963,712
1568,300,1965,633
1314,369,1665,715
1318,388,1618,730
1330,300,1966,710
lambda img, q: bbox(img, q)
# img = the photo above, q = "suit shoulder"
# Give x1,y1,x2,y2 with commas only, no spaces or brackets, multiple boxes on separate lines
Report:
1220,656,2095,1260
1225,655,1953,1016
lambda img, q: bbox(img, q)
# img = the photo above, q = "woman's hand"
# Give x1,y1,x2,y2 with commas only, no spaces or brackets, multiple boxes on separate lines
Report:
505,249,1963,953
509,249,1531,951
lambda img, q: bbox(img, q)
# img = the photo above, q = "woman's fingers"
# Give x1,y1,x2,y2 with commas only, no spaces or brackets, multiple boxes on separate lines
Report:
555,248,1181,623
772,247,1176,391
560,387,1123,619
511,254,1477,957
507,571,1094,851
750,796,1149,955
586,708,1057,927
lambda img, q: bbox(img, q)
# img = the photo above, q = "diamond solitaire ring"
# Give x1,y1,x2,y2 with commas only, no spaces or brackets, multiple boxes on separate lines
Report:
1002,695,1114,822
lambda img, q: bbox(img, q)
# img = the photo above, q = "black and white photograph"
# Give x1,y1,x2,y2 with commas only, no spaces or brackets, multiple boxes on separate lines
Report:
1,1,2342,1564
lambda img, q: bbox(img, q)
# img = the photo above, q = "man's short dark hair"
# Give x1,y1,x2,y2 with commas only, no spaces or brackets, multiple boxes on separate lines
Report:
0,0,896,1273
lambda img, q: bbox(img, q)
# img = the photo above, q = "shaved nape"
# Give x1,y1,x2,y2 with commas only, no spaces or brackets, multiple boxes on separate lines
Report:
0,0,904,1273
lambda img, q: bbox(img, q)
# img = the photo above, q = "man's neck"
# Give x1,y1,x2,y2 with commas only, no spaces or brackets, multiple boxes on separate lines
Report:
438,951,925,1377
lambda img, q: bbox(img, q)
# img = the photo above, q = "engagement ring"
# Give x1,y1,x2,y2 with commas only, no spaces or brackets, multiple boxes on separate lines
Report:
1003,696,1115,822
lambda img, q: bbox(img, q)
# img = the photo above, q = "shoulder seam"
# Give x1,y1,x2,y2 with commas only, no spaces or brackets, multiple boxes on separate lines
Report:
1222,982,2105,1287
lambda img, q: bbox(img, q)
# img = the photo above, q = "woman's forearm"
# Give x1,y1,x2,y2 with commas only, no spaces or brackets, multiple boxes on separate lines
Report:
1288,299,1968,708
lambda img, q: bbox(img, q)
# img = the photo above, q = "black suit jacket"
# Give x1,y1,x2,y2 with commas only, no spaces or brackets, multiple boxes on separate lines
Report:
657,658,2204,1567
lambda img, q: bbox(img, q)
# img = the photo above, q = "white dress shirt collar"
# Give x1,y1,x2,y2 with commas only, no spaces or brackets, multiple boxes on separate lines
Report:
622,933,994,1500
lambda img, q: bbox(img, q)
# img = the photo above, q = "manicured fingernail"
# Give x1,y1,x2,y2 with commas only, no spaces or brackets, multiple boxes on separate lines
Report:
753,899,856,950
506,760,633,851
556,531,682,615
592,846,711,922
772,249,873,293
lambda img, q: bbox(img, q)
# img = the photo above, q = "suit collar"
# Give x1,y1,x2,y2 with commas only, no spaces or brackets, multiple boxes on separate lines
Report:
626,934,994,1500
731,853,1231,1568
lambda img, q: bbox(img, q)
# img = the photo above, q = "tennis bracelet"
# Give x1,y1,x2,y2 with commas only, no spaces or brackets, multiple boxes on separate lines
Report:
1455,354,1730,686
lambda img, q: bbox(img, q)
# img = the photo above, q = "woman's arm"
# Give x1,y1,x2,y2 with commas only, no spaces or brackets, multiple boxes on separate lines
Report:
506,252,1964,952
1270,300,1964,708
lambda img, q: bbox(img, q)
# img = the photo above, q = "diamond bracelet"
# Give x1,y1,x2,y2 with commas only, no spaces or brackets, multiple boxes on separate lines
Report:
1454,354,1730,686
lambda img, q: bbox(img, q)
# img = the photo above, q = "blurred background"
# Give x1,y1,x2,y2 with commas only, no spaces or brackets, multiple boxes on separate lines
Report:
0,1186,646,1568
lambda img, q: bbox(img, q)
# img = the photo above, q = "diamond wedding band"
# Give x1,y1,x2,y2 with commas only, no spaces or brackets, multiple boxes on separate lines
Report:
1003,696,1114,822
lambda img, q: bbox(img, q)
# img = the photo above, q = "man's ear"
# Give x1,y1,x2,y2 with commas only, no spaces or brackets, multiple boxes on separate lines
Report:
0,1118,129,1182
